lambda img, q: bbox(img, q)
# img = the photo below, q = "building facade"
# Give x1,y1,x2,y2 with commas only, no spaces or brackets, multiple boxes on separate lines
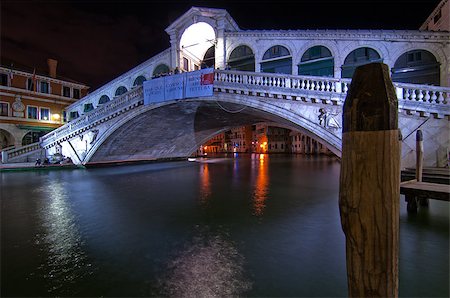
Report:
0,59,89,150
420,0,449,32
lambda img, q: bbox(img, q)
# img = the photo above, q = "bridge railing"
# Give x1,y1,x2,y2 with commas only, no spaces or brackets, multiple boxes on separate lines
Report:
40,69,449,149
214,70,449,108
1,142,41,163
41,87,143,147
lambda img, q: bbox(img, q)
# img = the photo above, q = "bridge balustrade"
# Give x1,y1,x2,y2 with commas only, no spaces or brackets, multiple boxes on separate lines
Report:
40,69,449,150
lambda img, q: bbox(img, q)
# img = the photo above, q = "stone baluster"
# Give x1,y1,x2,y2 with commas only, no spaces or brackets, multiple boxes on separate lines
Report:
310,80,316,91
431,91,437,103
306,80,310,90
301,80,306,90
417,89,424,102
424,90,431,102
411,89,417,101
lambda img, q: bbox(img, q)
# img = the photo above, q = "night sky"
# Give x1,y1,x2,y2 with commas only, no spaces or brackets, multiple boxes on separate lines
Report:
1,0,440,90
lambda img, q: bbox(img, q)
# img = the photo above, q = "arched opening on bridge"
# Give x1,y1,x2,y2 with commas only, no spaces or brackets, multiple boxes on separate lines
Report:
261,45,292,74
341,47,382,78
22,131,45,145
0,128,15,149
228,45,255,71
391,49,440,86
180,22,216,71
98,95,110,105
202,46,215,69
133,75,147,86
115,86,128,97
298,46,334,77
153,64,170,77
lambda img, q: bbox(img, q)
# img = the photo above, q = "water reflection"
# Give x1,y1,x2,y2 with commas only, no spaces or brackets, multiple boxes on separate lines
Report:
160,227,251,297
251,154,269,216
35,180,89,294
199,163,211,205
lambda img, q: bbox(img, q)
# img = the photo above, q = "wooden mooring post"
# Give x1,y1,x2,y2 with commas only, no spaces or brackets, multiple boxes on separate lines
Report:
339,63,400,297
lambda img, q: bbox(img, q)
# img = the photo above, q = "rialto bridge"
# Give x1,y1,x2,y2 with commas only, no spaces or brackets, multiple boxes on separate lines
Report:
4,7,450,167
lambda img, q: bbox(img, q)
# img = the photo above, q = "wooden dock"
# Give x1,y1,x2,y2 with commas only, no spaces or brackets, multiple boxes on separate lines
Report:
400,179,450,212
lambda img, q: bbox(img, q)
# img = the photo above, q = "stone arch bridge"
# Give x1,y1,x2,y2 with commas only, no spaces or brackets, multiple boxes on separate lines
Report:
38,70,449,168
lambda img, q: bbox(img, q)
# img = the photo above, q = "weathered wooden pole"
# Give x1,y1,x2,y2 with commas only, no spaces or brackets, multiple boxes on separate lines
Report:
339,63,400,297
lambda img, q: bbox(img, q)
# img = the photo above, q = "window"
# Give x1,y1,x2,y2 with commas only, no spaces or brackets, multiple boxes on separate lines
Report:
73,88,81,99
229,45,255,72
115,86,127,96
84,103,94,113
133,76,146,86
63,86,71,97
261,45,292,74
0,102,9,116
27,106,38,119
69,111,79,120
183,57,189,71
40,81,49,93
98,95,110,105
153,64,170,77
40,107,50,120
0,74,8,86
27,78,35,91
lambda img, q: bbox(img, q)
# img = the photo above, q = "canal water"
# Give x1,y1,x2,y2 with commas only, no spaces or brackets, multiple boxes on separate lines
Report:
1,155,448,297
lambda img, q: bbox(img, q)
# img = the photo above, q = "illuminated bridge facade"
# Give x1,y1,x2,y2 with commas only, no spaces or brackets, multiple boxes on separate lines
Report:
7,7,450,167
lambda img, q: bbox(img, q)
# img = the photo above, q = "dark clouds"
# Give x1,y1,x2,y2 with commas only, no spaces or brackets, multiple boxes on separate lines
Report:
1,0,440,90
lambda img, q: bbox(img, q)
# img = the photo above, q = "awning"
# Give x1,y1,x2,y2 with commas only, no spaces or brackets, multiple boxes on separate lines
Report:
16,125,56,132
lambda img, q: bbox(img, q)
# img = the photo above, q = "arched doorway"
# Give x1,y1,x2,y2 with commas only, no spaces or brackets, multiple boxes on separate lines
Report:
133,75,147,86
180,22,216,71
391,50,440,85
22,131,46,146
228,45,255,71
341,47,382,78
261,45,292,74
0,128,15,149
153,64,170,77
299,46,334,77
115,86,128,97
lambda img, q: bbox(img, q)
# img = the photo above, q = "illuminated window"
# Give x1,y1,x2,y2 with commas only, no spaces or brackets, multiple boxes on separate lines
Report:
27,106,38,119
40,107,50,120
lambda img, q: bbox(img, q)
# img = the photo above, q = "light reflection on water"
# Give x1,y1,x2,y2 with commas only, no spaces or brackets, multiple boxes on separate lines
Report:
160,227,251,297
1,155,448,297
35,180,91,294
251,154,268,216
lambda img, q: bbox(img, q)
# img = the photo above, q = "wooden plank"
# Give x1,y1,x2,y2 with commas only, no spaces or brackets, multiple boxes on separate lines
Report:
400,180,450,201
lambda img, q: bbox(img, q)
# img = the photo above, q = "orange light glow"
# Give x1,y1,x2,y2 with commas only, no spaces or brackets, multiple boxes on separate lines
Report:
252,155,268,216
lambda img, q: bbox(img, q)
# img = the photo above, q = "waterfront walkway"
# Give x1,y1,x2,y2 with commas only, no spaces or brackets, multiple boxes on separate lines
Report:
0,162,81,172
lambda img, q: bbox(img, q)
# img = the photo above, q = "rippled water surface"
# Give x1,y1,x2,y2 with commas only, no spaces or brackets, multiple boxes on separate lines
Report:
1,155,448,297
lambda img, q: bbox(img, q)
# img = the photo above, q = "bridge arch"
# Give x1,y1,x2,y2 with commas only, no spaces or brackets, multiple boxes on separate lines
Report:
298,45,334,77
341,46,383,78
392,49,440,85
133,75,147,86
260,45,293,74
227,44,256,71
83,96,341,164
